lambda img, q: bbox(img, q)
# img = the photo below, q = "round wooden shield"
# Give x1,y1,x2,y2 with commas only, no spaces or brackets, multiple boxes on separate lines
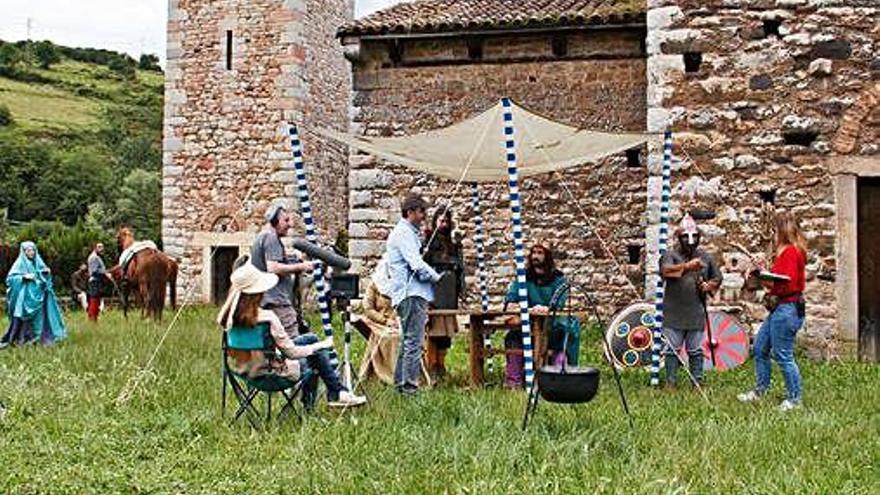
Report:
702,311,750,371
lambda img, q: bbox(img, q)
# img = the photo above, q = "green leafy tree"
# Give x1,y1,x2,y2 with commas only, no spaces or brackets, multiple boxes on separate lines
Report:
108,55,136,79
33,40,61,69
34,149,113,224
138,53,161,72
112,169,161,242
0,135,52,220
0,42,26,71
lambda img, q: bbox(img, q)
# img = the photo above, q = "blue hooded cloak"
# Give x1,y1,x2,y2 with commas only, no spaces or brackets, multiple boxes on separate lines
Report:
3,241,67,345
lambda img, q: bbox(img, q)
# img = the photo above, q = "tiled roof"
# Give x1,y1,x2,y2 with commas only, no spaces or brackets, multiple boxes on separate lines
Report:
339,0,646,37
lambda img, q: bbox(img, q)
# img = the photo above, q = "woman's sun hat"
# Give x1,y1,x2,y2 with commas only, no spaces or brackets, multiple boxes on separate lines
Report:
217,263,279,329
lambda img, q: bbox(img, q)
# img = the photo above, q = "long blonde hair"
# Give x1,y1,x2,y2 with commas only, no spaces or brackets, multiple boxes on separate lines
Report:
774,212,807,257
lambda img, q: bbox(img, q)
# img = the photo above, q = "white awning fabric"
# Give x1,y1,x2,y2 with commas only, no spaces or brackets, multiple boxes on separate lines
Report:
313,100,649,183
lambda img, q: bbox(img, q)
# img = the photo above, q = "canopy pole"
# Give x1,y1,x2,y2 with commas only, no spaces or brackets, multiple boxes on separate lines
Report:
501,98,534,389
471,182,492,374
651,130,673,387
288,125,339,368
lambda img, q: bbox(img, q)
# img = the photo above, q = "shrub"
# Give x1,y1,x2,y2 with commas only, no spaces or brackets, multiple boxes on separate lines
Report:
0,104,12,127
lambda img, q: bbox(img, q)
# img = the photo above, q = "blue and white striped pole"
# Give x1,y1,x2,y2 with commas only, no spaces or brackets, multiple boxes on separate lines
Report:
471,183,492,373
651,131,673,386
289,125,338,368
501,98,534,389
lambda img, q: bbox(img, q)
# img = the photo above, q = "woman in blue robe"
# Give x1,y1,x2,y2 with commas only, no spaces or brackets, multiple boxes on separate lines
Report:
1,241,67,347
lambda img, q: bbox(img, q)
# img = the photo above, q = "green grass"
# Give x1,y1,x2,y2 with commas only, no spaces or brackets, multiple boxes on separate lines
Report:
0,76,99,130
0,307,878,494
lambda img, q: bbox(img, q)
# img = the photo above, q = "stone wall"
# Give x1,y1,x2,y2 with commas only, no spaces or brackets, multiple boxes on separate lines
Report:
646,0,879,358
164,0,351,301
345,29,648,313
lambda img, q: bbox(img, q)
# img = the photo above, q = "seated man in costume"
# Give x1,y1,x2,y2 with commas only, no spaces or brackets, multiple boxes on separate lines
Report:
422,208,465,381
659,213,722,389
503,240,580,388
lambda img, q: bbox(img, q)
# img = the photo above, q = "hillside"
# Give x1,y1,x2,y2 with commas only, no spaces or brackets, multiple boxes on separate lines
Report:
0,40,163,240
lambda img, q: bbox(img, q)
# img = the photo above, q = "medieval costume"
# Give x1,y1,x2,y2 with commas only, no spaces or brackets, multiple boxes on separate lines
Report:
1,242,67,347
504,241,580,388
423,208,465,380
357,259,401,384
659,214,722,387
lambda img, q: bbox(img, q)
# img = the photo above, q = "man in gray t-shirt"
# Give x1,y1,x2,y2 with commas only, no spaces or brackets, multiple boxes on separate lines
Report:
250,204,314,339
660,214,722,387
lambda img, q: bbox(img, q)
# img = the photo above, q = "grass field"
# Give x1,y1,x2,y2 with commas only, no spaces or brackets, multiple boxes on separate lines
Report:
0,307,878,494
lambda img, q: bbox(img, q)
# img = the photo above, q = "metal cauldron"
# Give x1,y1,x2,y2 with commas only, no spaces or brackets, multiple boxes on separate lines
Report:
537,365,600,404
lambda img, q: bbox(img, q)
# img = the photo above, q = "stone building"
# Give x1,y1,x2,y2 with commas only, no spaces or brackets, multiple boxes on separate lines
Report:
337,0,879,359
162,0,351,304
165,0,879,359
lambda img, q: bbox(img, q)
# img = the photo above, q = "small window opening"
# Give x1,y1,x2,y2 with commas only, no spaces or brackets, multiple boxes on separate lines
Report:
627,245,641,265
762,19,782,38
683,52,703,73
783,130,819,147
467,38,483,60
551,36,568,58
225,30,233,70
625,149,641,168
388,40,402,66
758,189,777,205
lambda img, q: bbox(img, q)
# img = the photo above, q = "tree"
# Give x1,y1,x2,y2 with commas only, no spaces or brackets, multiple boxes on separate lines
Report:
138,53,161,72
0,43,26,72
34,149,113,224
33,41,61,69
112,169,161,241
108,55,137,79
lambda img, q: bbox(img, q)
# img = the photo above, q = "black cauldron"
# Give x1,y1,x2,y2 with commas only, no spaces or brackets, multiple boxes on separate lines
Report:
537,365,600,404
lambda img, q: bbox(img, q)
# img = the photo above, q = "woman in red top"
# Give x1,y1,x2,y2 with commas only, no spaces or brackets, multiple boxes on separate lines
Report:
738,213,807,411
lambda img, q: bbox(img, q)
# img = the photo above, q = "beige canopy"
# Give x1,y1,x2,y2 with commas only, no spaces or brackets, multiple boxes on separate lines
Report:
313,100,648,183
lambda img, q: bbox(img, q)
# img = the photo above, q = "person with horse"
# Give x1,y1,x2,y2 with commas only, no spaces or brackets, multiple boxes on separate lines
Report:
87,242,113,322
111,227,178,320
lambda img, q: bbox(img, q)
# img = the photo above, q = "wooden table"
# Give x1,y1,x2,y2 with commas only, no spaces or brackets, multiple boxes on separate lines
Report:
429,309,552,388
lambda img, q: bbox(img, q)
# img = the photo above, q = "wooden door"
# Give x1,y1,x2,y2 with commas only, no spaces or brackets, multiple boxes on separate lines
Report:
857,178,880,362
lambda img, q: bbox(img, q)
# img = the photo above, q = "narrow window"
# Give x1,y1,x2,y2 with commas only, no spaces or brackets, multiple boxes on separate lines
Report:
758,189,777,205
762,19,782,38
783,130,819,147
226,30,233,70
467,38,483,61
625,148,641,168
627,245,641,265
551,36,568,58
683,52,702,73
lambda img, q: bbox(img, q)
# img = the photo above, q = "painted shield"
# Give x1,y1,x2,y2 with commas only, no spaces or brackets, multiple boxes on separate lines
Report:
701,311,750,371
605,303,657,369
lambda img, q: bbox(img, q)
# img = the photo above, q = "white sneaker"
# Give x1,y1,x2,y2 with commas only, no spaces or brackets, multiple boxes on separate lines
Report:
737,390,761,403
778,399,801,412
328,390,367,408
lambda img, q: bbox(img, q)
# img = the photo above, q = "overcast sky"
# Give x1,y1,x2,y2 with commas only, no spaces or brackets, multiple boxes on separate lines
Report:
0,0,405,64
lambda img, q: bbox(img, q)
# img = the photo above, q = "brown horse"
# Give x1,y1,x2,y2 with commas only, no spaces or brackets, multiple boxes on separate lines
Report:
110,227,178,320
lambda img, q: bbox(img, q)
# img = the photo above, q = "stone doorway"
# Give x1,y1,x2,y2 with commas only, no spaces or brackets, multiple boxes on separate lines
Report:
857,177,880,362
211,246,239,306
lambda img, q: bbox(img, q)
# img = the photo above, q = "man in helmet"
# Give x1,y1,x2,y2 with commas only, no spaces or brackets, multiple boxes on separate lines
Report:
659,213,722,389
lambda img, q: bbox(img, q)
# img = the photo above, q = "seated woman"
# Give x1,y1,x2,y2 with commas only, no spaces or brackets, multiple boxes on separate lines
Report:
217,262,366,408
357,258,432,385
1,241,66,348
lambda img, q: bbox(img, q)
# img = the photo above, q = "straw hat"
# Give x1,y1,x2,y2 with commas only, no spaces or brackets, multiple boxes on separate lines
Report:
217,263,279,329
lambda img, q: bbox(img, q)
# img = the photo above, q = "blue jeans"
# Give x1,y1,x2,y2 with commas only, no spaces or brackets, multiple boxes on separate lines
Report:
294,333,345,407
394,296,428,392
754,303,804,401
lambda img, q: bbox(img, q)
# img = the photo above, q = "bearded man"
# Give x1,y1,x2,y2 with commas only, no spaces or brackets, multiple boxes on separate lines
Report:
503,240,580,388
659,213,722,388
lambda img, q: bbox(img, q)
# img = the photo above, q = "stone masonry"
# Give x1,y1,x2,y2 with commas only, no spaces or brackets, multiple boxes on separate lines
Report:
647,0,879,358
342,28,650,315
163,0,351,302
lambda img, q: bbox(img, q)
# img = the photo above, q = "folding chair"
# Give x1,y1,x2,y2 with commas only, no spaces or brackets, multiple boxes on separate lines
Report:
221,323,313,429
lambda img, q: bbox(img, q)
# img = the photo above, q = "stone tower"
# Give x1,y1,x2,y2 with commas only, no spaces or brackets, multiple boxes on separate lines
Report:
163,0,352,303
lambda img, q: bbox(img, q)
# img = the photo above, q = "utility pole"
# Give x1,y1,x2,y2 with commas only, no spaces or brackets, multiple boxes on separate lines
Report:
26,17,33,40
